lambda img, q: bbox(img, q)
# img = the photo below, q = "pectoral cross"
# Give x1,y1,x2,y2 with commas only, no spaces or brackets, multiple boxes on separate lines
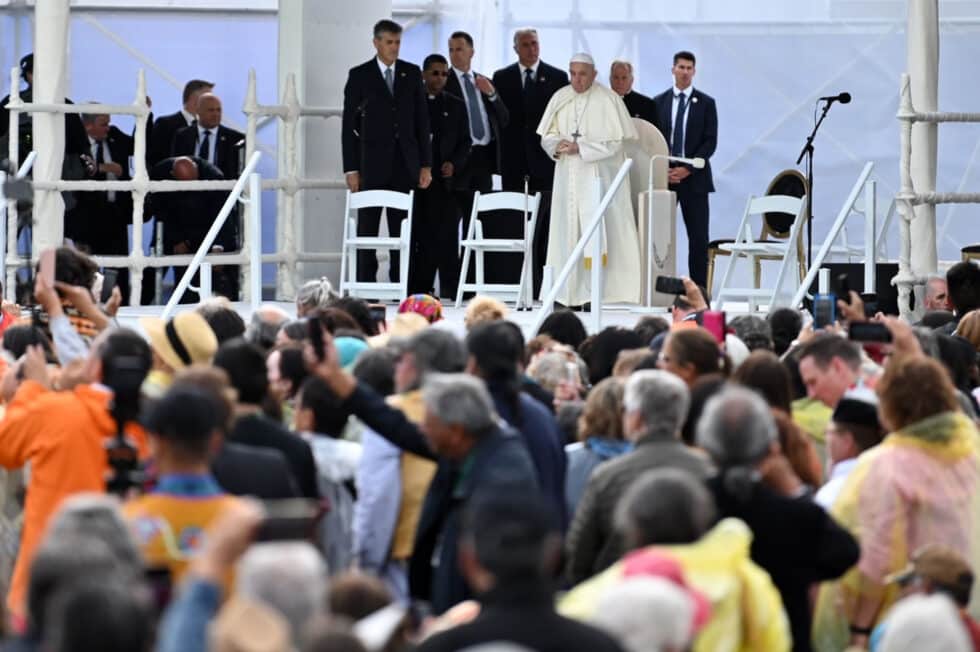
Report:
571,130,582,143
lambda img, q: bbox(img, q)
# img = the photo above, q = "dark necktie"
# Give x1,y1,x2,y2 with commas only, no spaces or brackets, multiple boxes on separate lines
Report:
385,67,394,95
523,68,534,94
94,141,104,167
198,129,211,161
463,73,486,141
671,94,687,157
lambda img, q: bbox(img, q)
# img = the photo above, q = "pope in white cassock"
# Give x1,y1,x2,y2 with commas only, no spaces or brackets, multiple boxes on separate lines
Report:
536,53,642,307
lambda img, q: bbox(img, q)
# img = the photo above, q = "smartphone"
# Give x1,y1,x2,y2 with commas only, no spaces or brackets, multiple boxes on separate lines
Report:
701,310,726,344
255,499,323,542
100,269,118,304
849,321,892,343
38,248,55,287
368,303,387,329
308,314,325,361
655,275,686,295
813,293,836,329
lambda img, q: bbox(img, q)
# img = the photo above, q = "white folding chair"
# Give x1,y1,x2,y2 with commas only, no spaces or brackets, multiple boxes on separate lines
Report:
454,191,541,309
339,189,415,301
713,193,808,312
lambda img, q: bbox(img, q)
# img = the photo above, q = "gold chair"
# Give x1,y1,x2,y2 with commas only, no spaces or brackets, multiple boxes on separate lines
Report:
706,168,809,293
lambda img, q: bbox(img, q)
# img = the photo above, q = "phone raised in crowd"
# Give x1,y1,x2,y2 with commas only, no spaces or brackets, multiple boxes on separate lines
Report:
849,321,892,343
701,310,726,344
813,293,836,329
255,499,323,542
655,275,687,296
836,273,851,301
368,303,387,330
308,313,326,361
100,269,119,304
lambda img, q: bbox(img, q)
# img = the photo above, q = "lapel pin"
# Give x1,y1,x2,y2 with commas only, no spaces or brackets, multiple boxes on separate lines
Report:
692,96,698,104
400,72,406,77
443,112,449,117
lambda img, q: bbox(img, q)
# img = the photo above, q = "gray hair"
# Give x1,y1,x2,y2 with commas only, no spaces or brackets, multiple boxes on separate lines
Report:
912,326,941,358
528,351,585,393
609,59,634,75
45,494,141,572
422,373,497,437
296,277,339,314
80,106,107,124
593,577,695,652
622,370,690,442
729,315,773,352
696,386,776,501
238,542,328,648
513,27,538,45
404,328,467,389
245,304,290,350
879,593,971,652
614,468,716,549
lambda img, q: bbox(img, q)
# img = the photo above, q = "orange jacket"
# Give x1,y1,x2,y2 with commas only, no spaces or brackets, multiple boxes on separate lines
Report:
0,380,148,618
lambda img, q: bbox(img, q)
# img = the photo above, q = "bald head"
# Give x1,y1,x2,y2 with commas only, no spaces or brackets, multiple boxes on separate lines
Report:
171,156,199,181
610,60,634,96
196,93,222,130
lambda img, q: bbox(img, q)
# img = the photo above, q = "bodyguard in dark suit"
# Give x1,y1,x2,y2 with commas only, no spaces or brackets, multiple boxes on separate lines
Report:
148,78,213,166
65,113,136,302
610,60,657,124
492,29,568,295
171,93,245,299
342,19,432,285
652,51,718,287
409,55,471,297
447,31,510,291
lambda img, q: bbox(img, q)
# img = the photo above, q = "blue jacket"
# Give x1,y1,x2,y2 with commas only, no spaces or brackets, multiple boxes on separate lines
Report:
488,385,568,530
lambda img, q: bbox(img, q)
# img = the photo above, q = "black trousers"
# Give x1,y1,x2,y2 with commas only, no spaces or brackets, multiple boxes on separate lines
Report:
358,153,413,283
454,145,494,295
672,183,710,288
65,205,132,306
502,173,552,299
409,178,460,297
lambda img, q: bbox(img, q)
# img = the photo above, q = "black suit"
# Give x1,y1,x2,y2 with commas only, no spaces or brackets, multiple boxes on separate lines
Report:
65,126,136,301
409,91,471,297
342,58,431,284
171,123,245,298
446,68,511,296
652,87,718,286
149,110,193,166
212,442,301,499
492,61,568,294
621,89,657,124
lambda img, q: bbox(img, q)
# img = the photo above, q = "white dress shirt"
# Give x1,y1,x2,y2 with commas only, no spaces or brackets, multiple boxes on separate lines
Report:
89,136,116,202
670,85,694,154
180,108,196,126
453,67,492,146
196,125,217,165
814,458,858,511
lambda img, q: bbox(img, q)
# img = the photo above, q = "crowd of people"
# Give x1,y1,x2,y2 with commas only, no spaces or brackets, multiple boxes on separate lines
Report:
0,242,969,652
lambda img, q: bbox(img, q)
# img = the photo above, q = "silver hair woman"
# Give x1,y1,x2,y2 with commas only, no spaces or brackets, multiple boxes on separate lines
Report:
296,277,339,318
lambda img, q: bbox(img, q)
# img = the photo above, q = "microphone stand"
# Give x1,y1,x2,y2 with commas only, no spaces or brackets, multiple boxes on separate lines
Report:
796,99,836,271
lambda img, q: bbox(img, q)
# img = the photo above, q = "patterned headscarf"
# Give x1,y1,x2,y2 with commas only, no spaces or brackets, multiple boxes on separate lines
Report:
398,294,443,323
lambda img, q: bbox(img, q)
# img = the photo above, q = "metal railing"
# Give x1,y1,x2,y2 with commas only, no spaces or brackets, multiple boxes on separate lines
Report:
5,66,345,305
162,153,262,319
532,159,633,334
0,151,36,292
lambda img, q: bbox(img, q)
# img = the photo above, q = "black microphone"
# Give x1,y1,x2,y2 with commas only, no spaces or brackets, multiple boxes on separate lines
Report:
819,92,851,104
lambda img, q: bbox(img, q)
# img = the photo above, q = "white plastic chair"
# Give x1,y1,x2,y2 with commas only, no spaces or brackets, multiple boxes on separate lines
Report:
454,191,541,309
713,193,808,312
339,189,415,301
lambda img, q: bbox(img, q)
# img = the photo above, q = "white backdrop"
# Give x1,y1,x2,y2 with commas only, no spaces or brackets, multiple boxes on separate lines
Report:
4,1,980,293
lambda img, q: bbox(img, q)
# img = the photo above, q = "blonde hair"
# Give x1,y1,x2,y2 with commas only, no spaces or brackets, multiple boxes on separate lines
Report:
578,377,625,441
464,295,509,329
955,309,980,352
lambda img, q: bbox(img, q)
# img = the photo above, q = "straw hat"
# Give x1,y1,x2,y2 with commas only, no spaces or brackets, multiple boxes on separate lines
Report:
140,312,218,371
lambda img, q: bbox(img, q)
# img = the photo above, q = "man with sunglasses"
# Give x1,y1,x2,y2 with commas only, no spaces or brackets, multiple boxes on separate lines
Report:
408,55,471,297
